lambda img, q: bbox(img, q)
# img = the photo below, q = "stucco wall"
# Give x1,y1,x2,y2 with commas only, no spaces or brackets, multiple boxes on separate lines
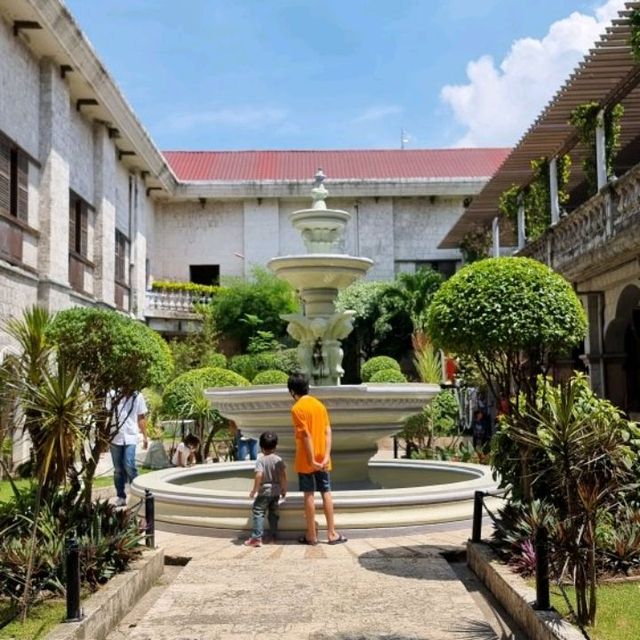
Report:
0,17,40,156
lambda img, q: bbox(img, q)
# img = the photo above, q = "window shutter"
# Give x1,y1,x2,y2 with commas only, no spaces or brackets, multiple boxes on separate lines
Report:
80,204,88,257
16,154,28,222
69,197,76,251
0,139,10,216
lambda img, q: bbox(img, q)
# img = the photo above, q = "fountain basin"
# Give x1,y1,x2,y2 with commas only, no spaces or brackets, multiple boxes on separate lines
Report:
131,459,500,536
268,254,374,292
205,383,439,487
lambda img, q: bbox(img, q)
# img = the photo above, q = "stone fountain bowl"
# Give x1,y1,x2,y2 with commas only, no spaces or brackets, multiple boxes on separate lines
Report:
267,254,374,292
204,383,439,486
131,459,500,536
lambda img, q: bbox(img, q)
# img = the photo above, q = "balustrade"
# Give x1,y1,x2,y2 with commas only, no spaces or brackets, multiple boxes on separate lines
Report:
518,164,640,277
145,289,212,314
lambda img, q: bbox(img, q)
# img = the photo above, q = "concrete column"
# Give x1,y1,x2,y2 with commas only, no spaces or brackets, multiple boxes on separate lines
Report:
492,216,500,258
517,197,526,250
243,199,279,275
581,292,606,398
549,157,560,224
92,124,116,306
37,59,70,303
596,109,607,190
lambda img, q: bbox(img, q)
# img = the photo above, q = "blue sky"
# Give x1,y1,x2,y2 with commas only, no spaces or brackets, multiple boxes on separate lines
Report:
64,0,623,151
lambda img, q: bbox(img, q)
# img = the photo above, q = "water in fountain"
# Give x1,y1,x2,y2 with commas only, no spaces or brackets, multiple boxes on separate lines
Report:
132,172,498,536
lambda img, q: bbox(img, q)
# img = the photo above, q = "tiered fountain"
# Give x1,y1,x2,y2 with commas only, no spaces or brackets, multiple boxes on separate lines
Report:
133,172,498,535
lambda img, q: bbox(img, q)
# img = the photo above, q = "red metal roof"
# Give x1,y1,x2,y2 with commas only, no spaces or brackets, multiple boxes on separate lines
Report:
162,149,510,182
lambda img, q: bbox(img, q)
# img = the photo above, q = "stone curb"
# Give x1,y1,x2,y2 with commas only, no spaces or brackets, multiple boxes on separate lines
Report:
467,541,584,640
44,547,164,640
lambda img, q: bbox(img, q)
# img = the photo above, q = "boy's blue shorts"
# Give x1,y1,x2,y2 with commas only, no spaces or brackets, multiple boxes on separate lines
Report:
298,471,331,493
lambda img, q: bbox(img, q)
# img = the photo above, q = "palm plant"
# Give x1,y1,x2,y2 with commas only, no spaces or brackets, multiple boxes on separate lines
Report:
412,334,441,383
507,374,637,626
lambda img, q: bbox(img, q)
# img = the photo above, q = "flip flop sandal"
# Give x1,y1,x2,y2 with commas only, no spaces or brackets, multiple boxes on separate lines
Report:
327,534,348,545
298,536,318,546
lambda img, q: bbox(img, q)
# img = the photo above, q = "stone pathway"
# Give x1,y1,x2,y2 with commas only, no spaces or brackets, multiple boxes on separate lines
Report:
108,529,527,640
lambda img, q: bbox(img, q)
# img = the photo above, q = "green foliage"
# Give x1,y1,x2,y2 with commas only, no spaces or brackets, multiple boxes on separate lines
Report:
459,226,492,263
427,257,586,398
0,487,142,607
48,307,174,393
209,267,298,351
369,368,407,383
336,279,412,366
504,374,639,626
631,9,640,62
380,267,444,336
229,350,298,381
252,369,289,385
499,155,571,242
162,367,249,419
361,356,401,382
151,280,220,296
569,102,623,195
413,337,441,383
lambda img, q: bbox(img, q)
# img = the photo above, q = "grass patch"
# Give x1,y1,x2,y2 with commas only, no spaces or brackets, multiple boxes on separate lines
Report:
0,600,65,639
548,582,640,640
0,478,32,504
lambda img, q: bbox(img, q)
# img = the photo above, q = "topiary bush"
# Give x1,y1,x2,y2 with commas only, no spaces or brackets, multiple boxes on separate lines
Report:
252,369,289,385
361,356,401,382
162,367,249,418
369,368,407,383
202,352,227,369
229,350,298,381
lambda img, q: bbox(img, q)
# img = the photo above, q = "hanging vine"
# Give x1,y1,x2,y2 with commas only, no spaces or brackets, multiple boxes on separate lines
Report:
630,9,640,62
498,155,571,242
569,102,624,195
459,225,492,263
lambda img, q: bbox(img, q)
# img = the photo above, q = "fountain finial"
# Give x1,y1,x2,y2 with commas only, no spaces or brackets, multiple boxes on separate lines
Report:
311,168,328,210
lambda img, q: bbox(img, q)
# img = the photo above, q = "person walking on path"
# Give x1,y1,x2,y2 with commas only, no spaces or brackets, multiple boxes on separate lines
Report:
244,431,287,547
111,390,148,507
287,373,347,546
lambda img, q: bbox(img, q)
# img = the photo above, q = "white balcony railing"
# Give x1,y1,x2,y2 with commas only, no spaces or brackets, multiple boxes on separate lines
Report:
518,163,640,280
145,289,213,314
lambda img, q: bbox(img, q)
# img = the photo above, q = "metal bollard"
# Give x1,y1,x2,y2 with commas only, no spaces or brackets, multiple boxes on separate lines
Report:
471,490,484,543
534,526,551,610
145,489,155,548
65,537,82,622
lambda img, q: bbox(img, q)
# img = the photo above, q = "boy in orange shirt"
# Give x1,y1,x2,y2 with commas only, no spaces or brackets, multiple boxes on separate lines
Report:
287,373,347,546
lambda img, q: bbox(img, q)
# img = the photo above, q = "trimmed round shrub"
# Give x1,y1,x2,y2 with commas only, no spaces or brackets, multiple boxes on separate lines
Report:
202,352,227,369
229,351,297,381
162,367,249,417
361,356,401,382
369,368,407,383
252,369,289,385
48,307,174,391
427,257,586,357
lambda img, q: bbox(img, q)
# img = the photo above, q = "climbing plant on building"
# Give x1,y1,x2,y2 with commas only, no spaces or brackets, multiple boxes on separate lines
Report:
498,155,571,243
459,225,492,263
630,8,640,62
569,102,623,195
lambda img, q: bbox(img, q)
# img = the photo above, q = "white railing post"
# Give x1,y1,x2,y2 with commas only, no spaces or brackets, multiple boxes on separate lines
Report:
517,194,526,250
596,109,607,190
549,157,560,224
492,216,500,258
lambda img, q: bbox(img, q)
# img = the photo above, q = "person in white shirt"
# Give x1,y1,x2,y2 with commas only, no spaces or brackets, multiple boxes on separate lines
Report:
111,391,148,507
172,433,200,467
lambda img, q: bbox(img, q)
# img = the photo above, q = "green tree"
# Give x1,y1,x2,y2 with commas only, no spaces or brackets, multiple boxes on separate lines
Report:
47,307,174,503
427,257,586,499
209,267,298,352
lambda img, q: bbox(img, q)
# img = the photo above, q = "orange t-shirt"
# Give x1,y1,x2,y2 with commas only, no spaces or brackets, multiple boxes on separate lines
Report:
291,395,332,474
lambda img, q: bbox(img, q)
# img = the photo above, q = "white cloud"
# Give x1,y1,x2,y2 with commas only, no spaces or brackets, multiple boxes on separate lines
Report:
166,106,289,131
352,104,403,124
440,0,626,147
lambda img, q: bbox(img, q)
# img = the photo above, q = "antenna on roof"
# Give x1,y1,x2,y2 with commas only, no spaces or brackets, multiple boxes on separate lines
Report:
400,128,409,150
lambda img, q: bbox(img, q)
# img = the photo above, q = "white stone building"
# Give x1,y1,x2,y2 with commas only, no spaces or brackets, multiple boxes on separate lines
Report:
0,0,508,351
